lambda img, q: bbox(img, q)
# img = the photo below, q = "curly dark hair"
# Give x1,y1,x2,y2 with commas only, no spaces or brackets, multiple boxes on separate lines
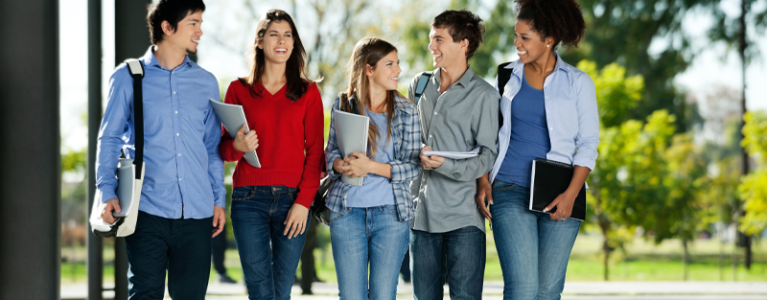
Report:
432,10,485,60
515,0,586,48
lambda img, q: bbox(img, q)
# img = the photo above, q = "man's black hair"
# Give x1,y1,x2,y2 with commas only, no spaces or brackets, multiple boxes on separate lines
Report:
146,0,206,45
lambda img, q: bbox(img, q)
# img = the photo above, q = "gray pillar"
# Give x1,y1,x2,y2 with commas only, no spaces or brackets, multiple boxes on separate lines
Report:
0,0,60,299
87,0,104,299
114,1,152,299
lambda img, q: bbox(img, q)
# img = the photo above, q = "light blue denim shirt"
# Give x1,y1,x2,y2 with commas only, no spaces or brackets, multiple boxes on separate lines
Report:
96,46,226,219
490,54,599,183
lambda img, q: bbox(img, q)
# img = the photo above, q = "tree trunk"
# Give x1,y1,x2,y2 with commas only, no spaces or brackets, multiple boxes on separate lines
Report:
738,0,752,270
719,232,724,281
596,195,610,281
682,239,690,280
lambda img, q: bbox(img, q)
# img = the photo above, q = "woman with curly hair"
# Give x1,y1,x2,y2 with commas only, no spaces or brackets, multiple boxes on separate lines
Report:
474,0,598,298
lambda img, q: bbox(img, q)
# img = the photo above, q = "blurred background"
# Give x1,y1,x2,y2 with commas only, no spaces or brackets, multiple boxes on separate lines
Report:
56,0,767,294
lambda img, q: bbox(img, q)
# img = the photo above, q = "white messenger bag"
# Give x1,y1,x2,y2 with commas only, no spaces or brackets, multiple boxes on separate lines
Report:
89,59,145,238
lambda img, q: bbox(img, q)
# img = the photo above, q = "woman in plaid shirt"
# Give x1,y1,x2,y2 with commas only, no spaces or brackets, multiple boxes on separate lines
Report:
324,37,421,299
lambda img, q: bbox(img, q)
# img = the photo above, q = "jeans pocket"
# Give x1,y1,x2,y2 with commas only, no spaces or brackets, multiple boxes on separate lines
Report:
383,205,399,217
492,181,518,193
231,187,252,201
329,210,346,223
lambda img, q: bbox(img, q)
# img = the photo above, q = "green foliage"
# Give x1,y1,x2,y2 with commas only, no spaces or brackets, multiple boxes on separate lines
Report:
739,111,767,234
61,149,86,172
577,60,644,128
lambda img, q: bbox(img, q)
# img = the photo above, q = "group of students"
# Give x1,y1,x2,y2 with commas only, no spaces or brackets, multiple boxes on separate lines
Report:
95,0,599,299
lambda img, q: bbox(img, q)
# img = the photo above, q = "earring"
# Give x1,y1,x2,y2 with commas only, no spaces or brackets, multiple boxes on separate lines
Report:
546,45,550,48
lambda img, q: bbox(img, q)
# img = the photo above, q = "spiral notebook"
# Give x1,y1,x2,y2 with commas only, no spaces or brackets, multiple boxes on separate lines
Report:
529,158,587,221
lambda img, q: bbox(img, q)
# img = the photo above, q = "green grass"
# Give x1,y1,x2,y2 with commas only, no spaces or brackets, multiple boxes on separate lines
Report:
62,233,767,284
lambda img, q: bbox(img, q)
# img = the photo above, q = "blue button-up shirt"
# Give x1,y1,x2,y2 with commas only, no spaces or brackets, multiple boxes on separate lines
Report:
490,54,599,182
96,46,225,219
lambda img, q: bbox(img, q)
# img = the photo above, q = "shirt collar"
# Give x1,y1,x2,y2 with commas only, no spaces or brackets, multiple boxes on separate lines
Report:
507,52,568,78
140,45,193,70
433,65,475,90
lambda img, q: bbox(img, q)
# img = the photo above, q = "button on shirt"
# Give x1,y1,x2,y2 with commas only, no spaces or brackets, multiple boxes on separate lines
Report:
490,54,599,183
407,67,500,233
96,46,226,219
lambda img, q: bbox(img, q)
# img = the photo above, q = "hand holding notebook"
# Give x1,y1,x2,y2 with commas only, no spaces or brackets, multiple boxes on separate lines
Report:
529,158,587,221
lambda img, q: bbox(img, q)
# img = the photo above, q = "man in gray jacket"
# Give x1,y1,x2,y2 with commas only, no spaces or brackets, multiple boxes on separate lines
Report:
408,9,499,300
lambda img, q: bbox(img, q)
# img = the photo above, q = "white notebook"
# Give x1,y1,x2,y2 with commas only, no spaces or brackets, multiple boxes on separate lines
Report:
333,110,370,186
209,99,261,168
423,147,480,159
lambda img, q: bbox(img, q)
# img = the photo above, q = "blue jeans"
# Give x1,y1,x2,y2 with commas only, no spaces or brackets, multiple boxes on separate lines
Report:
410,226,486,300
490,180,581,300
231,185,310,300
330,205,410,300
125,211,212,300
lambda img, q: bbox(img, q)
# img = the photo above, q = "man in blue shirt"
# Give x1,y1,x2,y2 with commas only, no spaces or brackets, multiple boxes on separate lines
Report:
95,0,225,298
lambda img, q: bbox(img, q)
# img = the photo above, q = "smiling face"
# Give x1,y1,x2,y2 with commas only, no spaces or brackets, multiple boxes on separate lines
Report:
513,19,554,64
258,20,294,65
163,10,203,55
367,51,401,91
428,26,468,69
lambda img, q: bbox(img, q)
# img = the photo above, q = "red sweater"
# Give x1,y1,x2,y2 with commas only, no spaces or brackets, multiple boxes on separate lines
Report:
220,80,324,208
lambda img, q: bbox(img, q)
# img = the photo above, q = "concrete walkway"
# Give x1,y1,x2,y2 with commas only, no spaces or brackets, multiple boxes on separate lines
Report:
62,281,767,300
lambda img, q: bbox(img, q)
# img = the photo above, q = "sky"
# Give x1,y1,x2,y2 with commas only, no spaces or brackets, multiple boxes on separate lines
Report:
59,0,767,152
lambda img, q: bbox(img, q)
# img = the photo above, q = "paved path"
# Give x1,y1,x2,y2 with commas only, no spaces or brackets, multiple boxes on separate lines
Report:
62,281,767,300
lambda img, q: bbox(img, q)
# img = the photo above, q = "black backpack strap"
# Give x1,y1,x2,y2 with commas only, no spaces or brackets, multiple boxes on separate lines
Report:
497,62,513,97
125,59,145,179
414,71,432,105
497,62,514,129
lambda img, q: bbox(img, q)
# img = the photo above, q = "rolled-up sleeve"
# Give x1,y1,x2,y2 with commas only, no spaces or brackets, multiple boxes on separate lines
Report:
572,72,599,170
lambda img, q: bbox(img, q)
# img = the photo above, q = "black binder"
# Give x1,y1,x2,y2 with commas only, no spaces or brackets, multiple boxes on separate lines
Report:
529,158,587,221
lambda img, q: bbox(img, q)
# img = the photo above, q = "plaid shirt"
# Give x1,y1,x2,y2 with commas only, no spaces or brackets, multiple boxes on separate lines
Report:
325,95,421,221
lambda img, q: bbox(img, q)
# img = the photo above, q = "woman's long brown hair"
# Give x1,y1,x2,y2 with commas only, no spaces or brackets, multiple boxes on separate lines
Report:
240,9,310,100
340,37,404,159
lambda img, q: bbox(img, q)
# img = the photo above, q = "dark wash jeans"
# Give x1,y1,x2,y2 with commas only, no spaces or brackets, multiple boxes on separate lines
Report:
410,226,486,300
490,180,581,300
125,211,213,300
231,185,310,300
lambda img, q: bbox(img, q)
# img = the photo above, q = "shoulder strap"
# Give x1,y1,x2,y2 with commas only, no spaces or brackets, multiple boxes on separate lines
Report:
339,93,361,115
125,59,145,179
414,71,432,105
497,62,513,97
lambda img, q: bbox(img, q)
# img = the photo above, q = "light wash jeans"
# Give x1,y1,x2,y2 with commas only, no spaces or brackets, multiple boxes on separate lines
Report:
330,205,410,300
490,180,581,300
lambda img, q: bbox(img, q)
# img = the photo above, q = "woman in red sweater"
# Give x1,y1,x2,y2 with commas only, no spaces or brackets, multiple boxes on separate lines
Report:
219,9,324,299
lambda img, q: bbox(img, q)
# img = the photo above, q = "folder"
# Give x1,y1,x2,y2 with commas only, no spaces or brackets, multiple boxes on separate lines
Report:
529,158,587,221
333,110,370,186
209,99,261,168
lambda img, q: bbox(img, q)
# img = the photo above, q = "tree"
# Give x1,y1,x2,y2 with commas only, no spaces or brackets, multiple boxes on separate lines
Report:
581,59,645,280
661,134,711,280
740,111,767,236
708,0,767,270
204,0,384,99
